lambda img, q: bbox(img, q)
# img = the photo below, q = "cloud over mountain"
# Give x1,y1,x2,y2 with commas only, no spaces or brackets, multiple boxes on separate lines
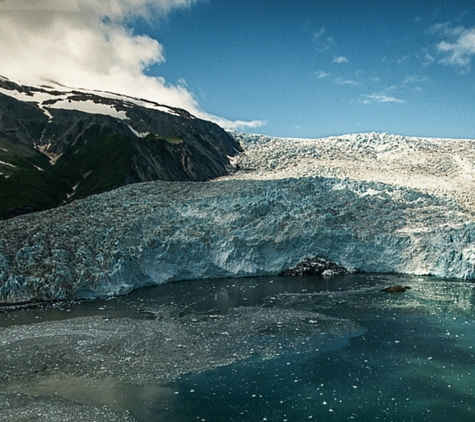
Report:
0,0,263,129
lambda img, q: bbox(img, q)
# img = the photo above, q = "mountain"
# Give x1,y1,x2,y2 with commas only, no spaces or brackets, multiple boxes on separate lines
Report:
2,130,475,304
0,76,241,219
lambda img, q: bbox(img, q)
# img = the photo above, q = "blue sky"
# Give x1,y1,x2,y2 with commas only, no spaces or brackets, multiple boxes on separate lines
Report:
143,0,475,138
0,0,475,138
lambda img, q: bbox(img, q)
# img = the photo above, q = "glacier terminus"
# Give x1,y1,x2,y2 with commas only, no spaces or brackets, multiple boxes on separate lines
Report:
2,128,475,303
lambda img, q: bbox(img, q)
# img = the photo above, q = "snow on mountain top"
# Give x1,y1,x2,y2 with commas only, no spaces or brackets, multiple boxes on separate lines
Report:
45,97,129,120
0,75,182,120
227,131,475,215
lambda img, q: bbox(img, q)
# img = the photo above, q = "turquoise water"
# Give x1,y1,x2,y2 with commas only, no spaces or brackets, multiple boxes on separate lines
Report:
155,276,475,421
1,274,475,421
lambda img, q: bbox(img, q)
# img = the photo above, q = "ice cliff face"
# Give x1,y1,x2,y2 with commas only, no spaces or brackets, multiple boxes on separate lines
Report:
2,131,475,303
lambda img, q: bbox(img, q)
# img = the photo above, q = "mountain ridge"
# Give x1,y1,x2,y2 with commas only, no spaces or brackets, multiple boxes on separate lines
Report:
0,76,241,218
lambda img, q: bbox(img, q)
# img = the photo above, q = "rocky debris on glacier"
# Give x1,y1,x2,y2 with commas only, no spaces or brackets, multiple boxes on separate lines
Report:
280,257,349,277
2,131,475,303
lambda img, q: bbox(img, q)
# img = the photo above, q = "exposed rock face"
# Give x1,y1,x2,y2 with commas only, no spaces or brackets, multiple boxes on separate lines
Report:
0,77,241,218
280,257,348,277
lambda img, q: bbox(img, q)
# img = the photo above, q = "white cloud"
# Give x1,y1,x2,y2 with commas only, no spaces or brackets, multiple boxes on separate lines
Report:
403,75,427,84
396,55,411,65
425,52,436,63
433,23,475,68
313,27,335,52
0,0,80,11
0,0,200,17
217,118,267,131
315,70,330,79
0,0,263,130
359,93,405,104
333,56,348,64
421,51,436,66
335,77,358,86
402,75,427,92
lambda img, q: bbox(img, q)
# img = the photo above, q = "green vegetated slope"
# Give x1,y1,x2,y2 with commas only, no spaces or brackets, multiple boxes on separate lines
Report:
0,137,68,218
51,129,137,201
0,129,136,219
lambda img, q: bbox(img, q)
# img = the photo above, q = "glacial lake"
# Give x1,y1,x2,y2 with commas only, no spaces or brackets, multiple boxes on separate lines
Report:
1,274,475,421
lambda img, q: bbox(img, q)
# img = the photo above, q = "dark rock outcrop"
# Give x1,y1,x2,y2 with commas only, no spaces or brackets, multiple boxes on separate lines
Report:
381,285,411,293
281,257,348,277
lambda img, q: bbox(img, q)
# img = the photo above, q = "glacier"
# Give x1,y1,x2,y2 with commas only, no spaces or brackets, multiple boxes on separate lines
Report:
2,131,475,303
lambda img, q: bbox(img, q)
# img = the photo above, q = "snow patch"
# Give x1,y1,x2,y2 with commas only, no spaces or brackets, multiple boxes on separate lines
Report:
67,183,79,199
34,143,62,165
47,99,128,120
127,125,149,139
154,105,181,116
0,87,31,102
39,106,54,121
0,160,15,168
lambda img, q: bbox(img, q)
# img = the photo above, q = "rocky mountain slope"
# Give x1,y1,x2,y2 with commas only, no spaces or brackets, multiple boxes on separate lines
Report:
2,130,475,304
0,76,240,219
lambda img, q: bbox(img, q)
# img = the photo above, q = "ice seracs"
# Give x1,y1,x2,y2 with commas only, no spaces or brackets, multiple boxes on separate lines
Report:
227,130,475,213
